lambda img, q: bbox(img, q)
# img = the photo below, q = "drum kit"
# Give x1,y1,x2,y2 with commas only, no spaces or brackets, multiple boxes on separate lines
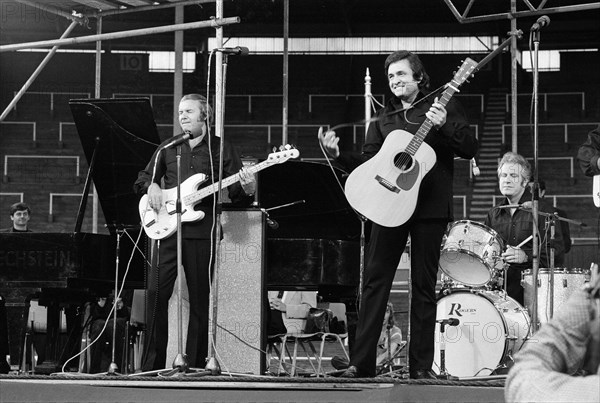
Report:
432,219,590,378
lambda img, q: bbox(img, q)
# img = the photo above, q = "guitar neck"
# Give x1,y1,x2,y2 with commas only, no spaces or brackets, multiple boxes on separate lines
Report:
185,160,270,204
406,82,460,155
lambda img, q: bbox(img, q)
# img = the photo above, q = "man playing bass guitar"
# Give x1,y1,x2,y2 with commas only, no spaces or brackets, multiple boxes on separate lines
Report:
133,94,255,371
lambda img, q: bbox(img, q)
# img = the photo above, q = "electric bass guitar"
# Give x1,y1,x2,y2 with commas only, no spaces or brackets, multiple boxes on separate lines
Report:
139,146,299,240
344,58,478,227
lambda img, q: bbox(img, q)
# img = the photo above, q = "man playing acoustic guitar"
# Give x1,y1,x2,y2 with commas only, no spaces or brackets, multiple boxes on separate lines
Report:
318,50,478,379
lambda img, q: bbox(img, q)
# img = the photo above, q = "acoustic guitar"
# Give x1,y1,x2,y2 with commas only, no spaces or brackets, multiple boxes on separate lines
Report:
344,58,478,227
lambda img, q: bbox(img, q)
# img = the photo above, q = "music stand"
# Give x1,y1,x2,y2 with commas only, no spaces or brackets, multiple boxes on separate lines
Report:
68,98,158,374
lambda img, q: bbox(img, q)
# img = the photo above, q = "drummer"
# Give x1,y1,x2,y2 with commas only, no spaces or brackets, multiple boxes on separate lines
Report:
484,152,565,305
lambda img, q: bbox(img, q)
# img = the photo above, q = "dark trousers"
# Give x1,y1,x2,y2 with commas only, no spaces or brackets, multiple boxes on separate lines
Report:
350,219,447,376
142,237,213,371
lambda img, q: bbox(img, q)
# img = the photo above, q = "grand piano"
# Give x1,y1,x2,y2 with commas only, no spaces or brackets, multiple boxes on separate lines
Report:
0,98,156,371
258,160,362,341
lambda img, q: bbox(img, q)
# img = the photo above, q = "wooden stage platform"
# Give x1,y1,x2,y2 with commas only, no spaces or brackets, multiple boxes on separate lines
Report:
0,373,505,403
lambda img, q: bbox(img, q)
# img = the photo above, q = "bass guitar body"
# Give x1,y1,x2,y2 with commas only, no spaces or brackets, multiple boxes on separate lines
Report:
138,173,208,240
344,129,436,227
138,146,300,240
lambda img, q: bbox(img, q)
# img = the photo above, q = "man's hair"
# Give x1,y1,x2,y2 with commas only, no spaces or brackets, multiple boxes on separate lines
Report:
384,50,430,90
180,93,213,125
10,202,30,216
497,151,532,183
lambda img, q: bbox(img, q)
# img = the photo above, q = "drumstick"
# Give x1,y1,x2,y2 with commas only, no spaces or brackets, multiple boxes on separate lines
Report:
515,235,533,248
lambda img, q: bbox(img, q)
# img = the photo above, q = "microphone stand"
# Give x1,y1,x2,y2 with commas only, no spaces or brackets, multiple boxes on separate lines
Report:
153,144,190,377
435,322,457,380
127,145,195,378
106,227,124,375
430,319,458,380
530,25,543,333
203,52,230,376
172,144,189,373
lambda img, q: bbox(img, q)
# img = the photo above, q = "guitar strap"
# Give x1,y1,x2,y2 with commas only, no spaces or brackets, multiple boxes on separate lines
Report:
328,84,447,132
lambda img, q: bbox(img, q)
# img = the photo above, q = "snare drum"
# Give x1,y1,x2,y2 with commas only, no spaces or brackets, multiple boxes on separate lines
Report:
439,220,504,287
433,290,531,377
521,268,590,324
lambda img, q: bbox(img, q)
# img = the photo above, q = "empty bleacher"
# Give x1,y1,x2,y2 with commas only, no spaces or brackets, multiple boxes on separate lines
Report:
0,52,597,251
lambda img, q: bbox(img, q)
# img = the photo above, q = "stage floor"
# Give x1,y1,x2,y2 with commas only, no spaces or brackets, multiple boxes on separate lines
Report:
0,373,506,403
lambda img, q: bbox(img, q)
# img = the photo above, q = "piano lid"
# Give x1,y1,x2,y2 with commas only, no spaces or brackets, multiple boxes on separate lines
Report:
69,98,161,234
257,160,361,240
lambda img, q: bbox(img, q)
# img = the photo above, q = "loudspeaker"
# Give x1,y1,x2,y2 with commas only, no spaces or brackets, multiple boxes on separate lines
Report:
214,208,265,375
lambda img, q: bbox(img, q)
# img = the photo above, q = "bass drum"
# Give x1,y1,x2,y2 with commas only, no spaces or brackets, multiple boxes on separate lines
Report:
433,290,531,378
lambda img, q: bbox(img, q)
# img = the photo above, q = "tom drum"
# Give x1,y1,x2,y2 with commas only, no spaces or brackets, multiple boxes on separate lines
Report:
521,268,590,324
439,220,504,287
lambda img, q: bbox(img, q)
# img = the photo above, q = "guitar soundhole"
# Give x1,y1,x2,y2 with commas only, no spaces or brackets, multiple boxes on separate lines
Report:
394,152,413,171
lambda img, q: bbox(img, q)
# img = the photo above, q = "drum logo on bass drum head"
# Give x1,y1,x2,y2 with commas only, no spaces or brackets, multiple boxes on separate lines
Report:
447,303,476,316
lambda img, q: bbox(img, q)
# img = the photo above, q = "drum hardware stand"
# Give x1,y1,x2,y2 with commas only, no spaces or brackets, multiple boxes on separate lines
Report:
524,209,584,324
548,218,556,322
500,261,509,299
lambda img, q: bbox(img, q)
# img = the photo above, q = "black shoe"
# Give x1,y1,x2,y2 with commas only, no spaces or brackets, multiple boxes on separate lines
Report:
331,355,350,370
410,369,437,379
339,365,369,378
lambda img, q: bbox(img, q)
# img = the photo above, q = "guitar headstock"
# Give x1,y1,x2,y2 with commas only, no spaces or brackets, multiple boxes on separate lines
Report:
267,144,300,163
451,57,478,87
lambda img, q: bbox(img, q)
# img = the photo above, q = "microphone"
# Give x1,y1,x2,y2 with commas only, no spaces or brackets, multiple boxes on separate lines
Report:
266,217,279,230
260,208,279,229
530,15,550,31
497,201,533,210
214,46,249,56
496,203,525,209
161,130,194,149
436,318,460,326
